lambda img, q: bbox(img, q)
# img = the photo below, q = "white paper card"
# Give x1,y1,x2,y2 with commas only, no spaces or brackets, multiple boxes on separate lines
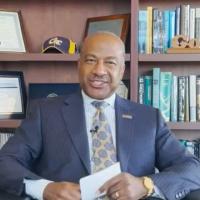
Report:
80,162,121,200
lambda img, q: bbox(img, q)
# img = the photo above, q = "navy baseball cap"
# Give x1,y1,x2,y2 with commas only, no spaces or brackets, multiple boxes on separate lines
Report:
42,36,77,54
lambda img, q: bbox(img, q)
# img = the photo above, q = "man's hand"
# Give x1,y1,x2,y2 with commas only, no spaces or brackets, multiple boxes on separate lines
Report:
43,182,81,200
99,172,148,200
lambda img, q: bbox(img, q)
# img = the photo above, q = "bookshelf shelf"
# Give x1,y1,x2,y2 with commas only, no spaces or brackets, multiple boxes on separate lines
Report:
0,120,22,129
168,122,200,130
0,53,131,62
139,54,200,62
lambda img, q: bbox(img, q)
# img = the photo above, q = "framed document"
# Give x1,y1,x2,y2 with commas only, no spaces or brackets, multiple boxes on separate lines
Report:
0,10,26,52
85,14,130,42
0,71,26,119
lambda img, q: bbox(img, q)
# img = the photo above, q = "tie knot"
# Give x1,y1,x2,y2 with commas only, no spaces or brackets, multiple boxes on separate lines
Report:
91,101,108,109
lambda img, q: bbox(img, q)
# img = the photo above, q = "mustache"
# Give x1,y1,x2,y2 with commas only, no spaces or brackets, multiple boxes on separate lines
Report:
89,75,110,82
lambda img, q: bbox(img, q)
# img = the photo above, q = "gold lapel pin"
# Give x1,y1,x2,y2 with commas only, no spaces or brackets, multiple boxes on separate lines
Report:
122,114,133,119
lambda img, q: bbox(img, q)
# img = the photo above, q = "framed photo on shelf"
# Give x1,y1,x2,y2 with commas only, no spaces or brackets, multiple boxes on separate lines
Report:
0,71,26,119
0,10,26,52
84,14,130,42
28,83,80,100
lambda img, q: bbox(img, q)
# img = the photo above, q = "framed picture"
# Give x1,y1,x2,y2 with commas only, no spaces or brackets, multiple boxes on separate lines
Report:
0,10,26,52
84,14,130,42
0,71,26,119
28,83,80,100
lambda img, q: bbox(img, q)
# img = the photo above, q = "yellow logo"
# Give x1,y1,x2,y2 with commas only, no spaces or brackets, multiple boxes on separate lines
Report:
49,37,62,46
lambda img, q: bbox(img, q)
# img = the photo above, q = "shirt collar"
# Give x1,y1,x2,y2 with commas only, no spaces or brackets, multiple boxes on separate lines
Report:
81,90,116,108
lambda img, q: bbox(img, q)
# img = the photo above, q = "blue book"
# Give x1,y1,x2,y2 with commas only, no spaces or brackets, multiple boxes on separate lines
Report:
138,10,147,54
169,10,176,47
152,68,160,109
163,10,170,52
175,6,181,35
160,72,172,121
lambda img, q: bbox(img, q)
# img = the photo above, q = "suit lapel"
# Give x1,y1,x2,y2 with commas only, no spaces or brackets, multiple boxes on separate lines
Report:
115,96,135,172
61,92,91,174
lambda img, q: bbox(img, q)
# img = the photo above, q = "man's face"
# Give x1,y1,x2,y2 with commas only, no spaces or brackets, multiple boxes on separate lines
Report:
78,34,125,100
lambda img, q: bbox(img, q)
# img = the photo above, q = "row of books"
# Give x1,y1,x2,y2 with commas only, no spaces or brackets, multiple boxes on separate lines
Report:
0,131,14,150
138,4,200,54
179,139,200,159
138,68,200,122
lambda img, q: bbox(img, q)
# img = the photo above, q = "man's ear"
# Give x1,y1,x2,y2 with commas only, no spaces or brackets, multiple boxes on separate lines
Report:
120,64,125,79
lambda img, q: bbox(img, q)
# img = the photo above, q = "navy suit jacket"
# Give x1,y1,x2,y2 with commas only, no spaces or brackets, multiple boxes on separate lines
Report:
0,91,200,200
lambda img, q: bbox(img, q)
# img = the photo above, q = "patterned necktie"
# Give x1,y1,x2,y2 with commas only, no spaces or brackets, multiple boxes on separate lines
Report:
91,101,117,173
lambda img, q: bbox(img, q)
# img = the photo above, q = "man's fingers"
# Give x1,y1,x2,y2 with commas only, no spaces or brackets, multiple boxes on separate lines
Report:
99,173,123,193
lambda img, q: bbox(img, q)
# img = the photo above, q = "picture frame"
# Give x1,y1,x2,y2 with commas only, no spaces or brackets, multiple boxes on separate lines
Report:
84,14,130,42
0,10,26,52
0,71,26,119
28,83,80,100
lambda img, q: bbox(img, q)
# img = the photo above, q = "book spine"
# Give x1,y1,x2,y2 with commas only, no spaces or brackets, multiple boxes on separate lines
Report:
163,10,170,52
175,6,181,35
144,75,152,105
0,131,14,150
195,8,200,40
190,8,195,39
185,76,189,122
196,75,200,121
169,10,176,47
178,76,186,122
152,68,160,109
159,72,172,121
153,8,159,54
138,10,147,54
189,75,196,122
180,4,190,39
138,76,145,104
146,6,153,54
171,75,178,122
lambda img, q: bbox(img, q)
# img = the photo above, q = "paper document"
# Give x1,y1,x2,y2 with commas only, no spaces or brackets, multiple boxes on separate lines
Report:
80,162,121,200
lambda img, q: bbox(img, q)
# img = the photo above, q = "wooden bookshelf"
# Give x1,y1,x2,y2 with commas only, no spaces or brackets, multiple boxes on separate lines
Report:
0,0,131,131
0,53,131,62
0,120,22,129
0,0,199,140
139,54,200,62
167,122,200,130
136,0,200,139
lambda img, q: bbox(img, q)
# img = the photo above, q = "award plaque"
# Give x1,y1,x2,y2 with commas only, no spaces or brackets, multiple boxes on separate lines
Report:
85,14,130,42
0,10,26,52
0,71,26,119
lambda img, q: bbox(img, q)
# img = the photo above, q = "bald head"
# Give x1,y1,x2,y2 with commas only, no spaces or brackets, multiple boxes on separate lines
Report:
81,31,125,63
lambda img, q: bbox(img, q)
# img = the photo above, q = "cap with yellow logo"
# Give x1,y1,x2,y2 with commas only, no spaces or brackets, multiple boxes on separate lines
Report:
42,36,77,54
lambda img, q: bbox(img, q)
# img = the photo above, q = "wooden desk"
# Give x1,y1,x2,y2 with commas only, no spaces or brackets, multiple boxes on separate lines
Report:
0,189,199,200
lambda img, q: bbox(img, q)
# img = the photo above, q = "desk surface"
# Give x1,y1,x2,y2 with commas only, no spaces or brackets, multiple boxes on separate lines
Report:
0,189,200,200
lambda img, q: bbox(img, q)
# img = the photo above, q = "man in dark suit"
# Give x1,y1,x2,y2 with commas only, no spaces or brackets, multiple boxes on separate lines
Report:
0,32,200,200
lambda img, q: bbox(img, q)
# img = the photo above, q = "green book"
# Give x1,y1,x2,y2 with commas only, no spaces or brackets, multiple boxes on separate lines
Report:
159,72,172,121
144,75,152,105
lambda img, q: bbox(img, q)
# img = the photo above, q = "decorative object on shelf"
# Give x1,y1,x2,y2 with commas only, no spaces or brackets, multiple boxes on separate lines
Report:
28,83,80,100
116,80,129,99
0,71,26,119
167,35,200,53
84,14,130,42
42,36,77,54
0,10,26,53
